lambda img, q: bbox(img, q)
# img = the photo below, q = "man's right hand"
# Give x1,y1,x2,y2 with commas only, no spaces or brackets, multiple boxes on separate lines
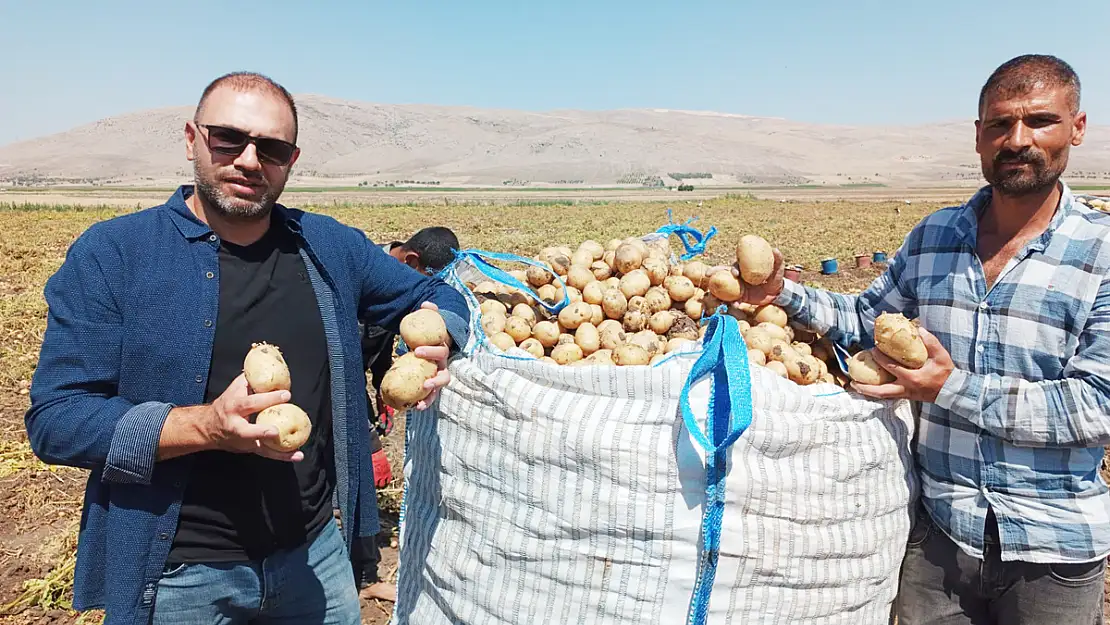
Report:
738,248,787,306
157,374,304,462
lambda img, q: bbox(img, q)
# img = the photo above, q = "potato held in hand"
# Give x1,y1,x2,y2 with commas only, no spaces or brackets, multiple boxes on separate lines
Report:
381,353,439,410
243,342,291,393
255,403,312,452
400,309,449,348
735,234,775,285
847,351,896,386
874,312,928,369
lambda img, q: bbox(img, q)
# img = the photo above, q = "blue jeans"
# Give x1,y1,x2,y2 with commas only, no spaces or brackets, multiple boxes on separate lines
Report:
151,518,361,624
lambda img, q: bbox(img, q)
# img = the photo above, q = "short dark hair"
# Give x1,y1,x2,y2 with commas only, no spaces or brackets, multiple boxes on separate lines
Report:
978,54,1081,117
194,71,299,142
401,227,460,271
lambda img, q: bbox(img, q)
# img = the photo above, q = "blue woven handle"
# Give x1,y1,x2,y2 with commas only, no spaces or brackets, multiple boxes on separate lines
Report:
678,312,754,625
655,209,718,261
454,249,570,314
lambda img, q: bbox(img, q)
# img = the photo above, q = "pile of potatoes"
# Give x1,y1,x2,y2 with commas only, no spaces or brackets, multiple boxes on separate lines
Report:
461,233,853,387
1077,195,1110,213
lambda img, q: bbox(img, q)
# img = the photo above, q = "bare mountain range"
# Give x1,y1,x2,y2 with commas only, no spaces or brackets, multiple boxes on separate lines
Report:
1,95,1108,188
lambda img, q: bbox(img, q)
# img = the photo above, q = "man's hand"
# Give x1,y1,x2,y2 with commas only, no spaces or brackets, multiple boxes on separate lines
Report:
851,327,955,403
738,248,787,306
411,301,453,411
158,374,304,462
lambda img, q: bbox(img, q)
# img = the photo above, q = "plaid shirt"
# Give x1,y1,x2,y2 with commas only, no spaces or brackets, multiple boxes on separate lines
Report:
775,181,1110,564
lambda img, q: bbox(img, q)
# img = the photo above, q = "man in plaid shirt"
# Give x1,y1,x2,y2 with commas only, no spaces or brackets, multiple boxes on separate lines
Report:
744,54,1108,624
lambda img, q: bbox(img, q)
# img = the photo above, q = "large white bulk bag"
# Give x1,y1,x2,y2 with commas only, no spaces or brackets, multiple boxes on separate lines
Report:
392,249,918,625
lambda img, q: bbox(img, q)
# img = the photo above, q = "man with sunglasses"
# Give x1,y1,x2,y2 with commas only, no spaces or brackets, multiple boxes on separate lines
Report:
25,71,469,625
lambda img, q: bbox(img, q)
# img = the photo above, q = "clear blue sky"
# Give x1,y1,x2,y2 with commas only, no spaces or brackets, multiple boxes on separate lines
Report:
1,0,1107,146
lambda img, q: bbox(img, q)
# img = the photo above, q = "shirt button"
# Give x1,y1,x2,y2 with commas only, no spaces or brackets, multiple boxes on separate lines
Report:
159,532,169,540
204,320,213,328
206,271,214,279
976,345,985,353
195,375,203,383
979,302,988,310
208,234,218,242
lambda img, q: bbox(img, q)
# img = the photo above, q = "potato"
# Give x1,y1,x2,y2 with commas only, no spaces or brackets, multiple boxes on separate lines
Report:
708,270,744,303
784,354,820,385
623,309,648,333
819,373,836,385
380,354,437,410
623,237,650,256
630,330,661,356
473,281,499,297
558,302,594,330
745,327,776,355
847,350,896,385
255,404,312,452
574,322,601,354
505,290,534,307
765,361,789,378
666,337,693,354
754,305,788,328
490,332,517,352
505,316,533,343
526,263,554,287
792,342,813,357
649,354,667,366
557,333,576,346
588,303,604,325
604,276,621,290
579,240,605,261
602,251,617,271
874,312,928,369
737,320,752,334
582,281,606,305
614,243,645,274
605,238,624,252
565,285,583,304
757,322,789,343
748,348,767,366
537,249,571,277
533,320,561,348
683,261,709,289
667,313,700,341
670,262,685,277
736,234,775,285
619,270,652,299
511,303,537,327
590,260,612,281
613,343,651,366
541,356,558,365
571,249,595,268
243,342,291,393
768,341,798,363
587,349,615,365
508,270,528,283
599,325,626,351
684,296,704,320
598,319,623,334
649,311,676,335
643,286,671,314
552,343,585,365
642,257,669,286
565,265,596,291
519,337,545,359
627,296,651,316
480,311,507,336
479,299,508,318
664,275,696,302
537,284,560,305
602,289,629,320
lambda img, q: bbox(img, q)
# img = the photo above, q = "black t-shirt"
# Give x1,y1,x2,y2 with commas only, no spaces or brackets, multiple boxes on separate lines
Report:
167,222,335,563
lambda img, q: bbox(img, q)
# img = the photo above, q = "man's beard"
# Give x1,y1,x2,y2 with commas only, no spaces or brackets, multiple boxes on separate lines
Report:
193,161,282,220
984,146,1066,197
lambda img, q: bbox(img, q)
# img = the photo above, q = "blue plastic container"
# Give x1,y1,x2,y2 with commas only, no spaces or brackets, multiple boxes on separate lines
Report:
820,258,839,275
873,251,888,263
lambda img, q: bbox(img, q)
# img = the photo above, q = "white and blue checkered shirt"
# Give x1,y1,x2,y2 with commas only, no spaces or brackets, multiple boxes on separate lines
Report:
775,181,1110,564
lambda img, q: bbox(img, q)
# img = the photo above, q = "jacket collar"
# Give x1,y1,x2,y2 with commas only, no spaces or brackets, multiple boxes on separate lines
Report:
163,185,303,241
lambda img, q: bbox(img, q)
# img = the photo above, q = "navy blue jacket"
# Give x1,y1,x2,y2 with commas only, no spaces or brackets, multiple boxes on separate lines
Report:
24,186,469,624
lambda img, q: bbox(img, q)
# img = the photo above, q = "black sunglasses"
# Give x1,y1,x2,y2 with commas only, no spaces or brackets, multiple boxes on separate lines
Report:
196,123,298,166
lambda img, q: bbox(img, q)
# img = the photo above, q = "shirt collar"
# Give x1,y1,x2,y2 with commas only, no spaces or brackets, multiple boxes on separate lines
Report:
953,181,1077,255
164,184,303,241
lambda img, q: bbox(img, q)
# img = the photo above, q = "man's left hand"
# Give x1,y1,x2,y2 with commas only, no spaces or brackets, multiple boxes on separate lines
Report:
851,326,955,403
412,301,452,410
